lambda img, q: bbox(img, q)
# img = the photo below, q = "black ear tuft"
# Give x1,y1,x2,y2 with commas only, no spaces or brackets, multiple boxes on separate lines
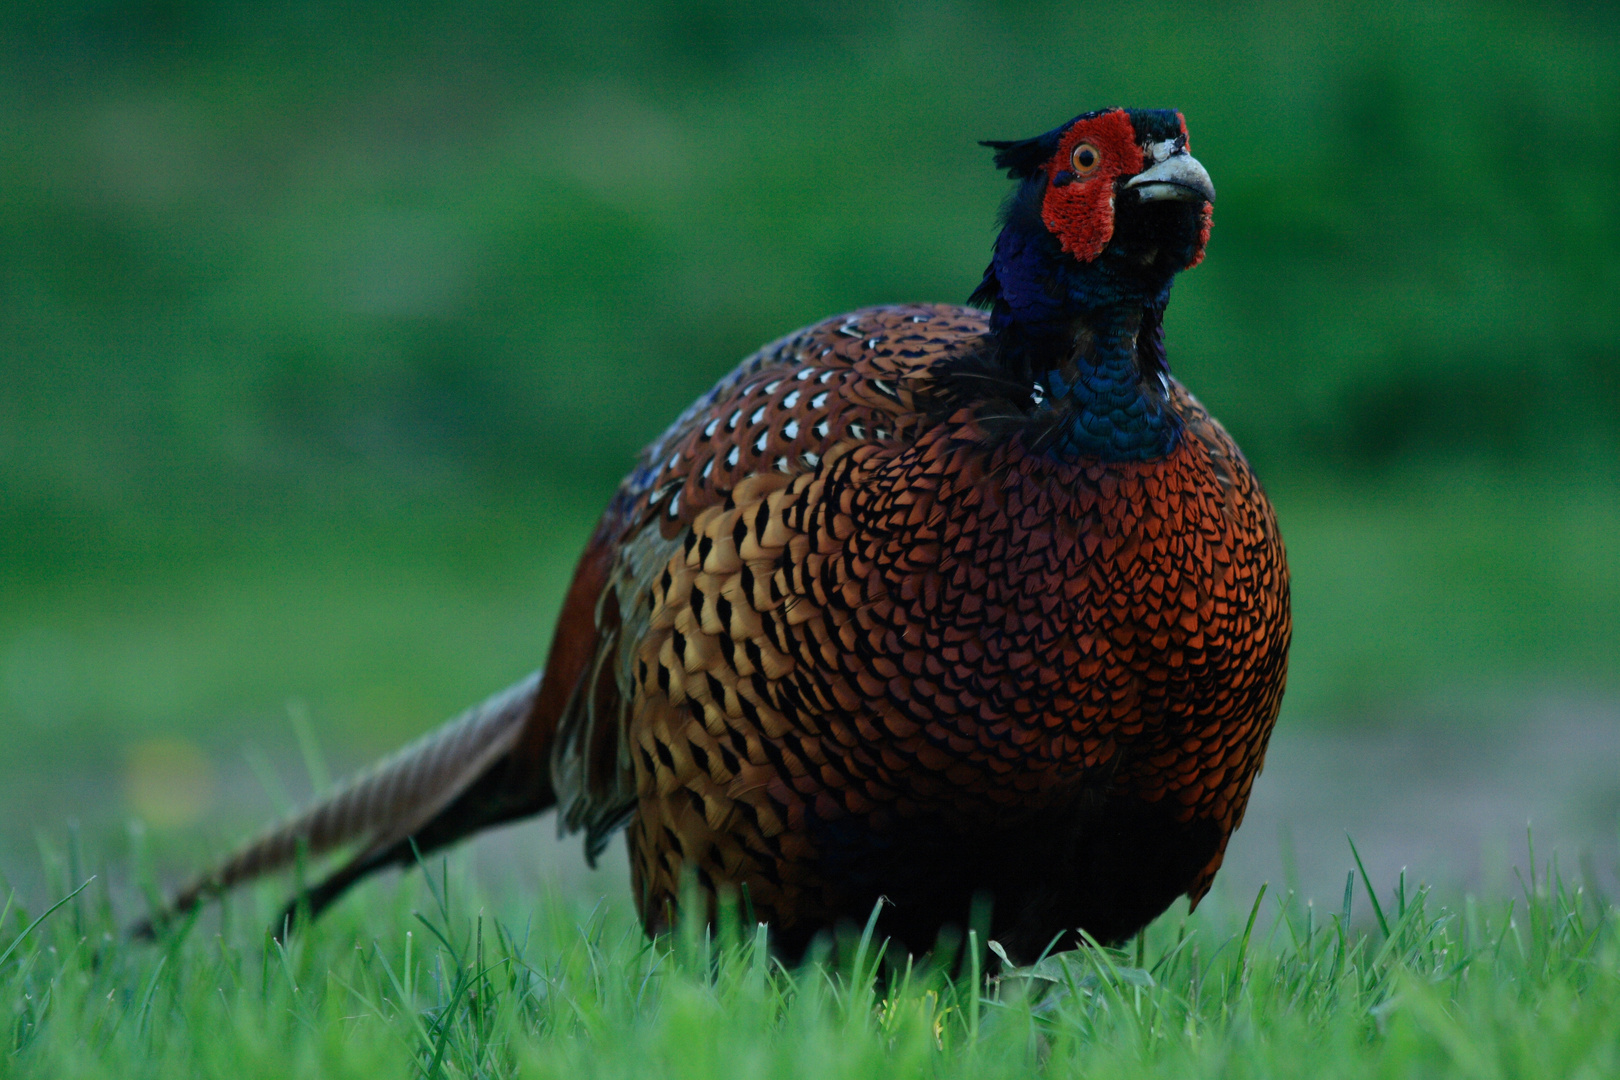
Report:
982,111,1110,180
980,130,1063,180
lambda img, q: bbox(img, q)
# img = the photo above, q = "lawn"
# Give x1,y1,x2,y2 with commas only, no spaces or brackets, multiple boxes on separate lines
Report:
5,843,1618,1078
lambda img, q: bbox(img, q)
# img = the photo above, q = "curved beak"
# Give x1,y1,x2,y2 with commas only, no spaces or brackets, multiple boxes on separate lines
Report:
1125,152,1216,205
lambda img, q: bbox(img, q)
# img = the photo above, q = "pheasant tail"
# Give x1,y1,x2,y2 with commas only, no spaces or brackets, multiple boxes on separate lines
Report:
132,672,545,938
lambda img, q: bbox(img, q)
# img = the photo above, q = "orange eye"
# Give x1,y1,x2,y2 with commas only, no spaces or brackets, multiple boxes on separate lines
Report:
1071,142,1101,176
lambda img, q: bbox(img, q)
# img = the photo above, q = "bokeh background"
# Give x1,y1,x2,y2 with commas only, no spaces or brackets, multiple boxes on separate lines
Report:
3,0,1617,916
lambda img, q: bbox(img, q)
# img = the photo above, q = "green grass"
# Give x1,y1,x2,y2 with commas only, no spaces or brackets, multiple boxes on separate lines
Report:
5,844,1620,1078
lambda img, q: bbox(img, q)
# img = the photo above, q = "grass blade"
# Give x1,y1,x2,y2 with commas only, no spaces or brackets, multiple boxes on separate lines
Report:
1348,836,1391,938
0,876,95,970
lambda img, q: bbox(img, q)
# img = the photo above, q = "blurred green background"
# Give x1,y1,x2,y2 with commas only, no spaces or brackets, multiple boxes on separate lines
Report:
2,0,1617,905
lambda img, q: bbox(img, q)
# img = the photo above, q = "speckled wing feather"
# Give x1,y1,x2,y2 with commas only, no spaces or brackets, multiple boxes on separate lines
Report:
548,303,982,862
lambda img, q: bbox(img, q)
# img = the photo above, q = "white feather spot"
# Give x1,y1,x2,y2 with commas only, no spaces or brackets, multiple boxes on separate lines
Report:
801,450,820,467
668,490,681,516
783,419,800,439
849,422,866,439
1147,137,1182,164
726,446,740,467
796,368,815,380
810,391,829,409
749,405,767,426
813,420,829,438
764,380,781,393
703,418,720,438
754,431,769,452
702,457,714,479
819,370,836,383
782,390,800,409
727,409,742,430
774,456,790,473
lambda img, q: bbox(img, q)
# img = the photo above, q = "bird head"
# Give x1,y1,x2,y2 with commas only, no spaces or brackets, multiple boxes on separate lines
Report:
974,109,1215,323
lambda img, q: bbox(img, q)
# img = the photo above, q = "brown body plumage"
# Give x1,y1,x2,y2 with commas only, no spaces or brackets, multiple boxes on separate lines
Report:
140,108,1289,958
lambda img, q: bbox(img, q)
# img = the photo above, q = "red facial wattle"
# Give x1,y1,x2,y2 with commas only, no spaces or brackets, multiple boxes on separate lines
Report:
1038,109,1143,262
1186,204,1213,270
1039,108,1212,270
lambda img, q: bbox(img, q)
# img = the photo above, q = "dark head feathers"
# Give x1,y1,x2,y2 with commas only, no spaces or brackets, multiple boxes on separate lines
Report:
981,109,1109,179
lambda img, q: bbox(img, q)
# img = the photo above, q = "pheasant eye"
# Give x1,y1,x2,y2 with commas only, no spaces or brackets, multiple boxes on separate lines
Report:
1071,142,1101,176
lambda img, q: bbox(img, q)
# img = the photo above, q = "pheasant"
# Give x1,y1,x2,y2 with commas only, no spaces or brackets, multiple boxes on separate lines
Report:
140,108,1290,959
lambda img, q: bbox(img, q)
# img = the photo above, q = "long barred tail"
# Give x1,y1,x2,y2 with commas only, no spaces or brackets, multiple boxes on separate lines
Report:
132,672,551,939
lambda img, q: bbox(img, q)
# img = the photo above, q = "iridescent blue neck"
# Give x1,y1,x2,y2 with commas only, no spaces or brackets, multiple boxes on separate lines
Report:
1033,309,1177,461
973,215,1181,463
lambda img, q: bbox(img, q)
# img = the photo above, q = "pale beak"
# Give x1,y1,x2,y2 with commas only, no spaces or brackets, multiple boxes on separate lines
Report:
1124,153,1216,205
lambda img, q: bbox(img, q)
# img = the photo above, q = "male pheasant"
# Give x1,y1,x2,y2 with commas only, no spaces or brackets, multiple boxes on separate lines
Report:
142,108,1290,959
